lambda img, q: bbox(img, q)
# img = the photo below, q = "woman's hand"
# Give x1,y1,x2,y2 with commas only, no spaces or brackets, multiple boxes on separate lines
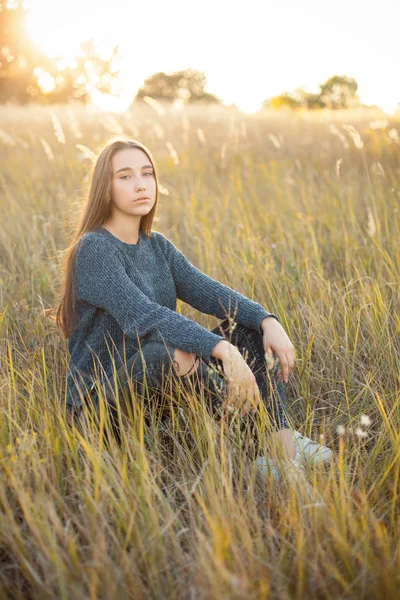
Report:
261,317,296,383
220,345,262,417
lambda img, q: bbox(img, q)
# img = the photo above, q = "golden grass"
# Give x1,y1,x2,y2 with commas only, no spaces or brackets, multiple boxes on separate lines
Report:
0,100,399,598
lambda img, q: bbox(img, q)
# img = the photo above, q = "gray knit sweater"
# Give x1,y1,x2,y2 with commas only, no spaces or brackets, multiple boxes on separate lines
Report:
66,227,278,410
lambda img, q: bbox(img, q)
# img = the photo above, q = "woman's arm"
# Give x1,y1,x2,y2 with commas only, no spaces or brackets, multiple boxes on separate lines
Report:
74,234,224,362
154,232,279,332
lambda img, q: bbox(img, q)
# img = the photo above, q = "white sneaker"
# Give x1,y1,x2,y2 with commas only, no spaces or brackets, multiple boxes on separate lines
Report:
255,455,282,481
282,458,324,503
281,456,308,485
293,430,333,464
256,454,325,504
255,455,307,484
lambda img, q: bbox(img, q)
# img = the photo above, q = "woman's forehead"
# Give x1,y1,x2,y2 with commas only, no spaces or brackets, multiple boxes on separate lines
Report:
112,147,150,170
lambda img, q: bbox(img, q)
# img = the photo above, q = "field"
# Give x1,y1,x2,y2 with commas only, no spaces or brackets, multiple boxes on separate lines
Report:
0,101,399,599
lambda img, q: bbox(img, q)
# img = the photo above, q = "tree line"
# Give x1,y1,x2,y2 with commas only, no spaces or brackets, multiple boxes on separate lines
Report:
0,1,382,111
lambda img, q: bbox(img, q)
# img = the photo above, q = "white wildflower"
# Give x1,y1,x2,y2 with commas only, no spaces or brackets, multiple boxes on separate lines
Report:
372,161,385,177
360,414,371,427
328,124,349,149
16,136,29,149
197,128,206,144
76,144,97,163
51,113,66,144
369,119,388,130
366,206,377,237
268,133,281,149
166,141,180,165
343,125,364,150
67,108,82,139
221,143,227,164
336,425,346,435
143,95,166,116
355,427,368,438
0,128,16,146
388,128,400,145
40,137,54,161
153,123,164,140
158,184,170,196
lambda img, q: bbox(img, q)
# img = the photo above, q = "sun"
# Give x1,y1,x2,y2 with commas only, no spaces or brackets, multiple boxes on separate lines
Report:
24,0,112,62
23,0,131,108
24,2,79,61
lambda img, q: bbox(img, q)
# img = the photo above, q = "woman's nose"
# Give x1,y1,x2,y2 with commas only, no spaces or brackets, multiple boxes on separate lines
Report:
135,178,146,189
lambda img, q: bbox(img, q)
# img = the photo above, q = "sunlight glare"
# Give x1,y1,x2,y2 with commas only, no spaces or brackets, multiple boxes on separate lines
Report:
33,67,56,93
90,90,133,114
23,0,400,115
25,0,112,61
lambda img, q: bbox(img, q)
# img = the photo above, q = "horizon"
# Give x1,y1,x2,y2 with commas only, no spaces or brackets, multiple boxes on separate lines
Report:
24,0,400,114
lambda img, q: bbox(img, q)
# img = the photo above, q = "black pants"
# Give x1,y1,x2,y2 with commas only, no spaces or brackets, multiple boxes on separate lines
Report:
74,319,291,456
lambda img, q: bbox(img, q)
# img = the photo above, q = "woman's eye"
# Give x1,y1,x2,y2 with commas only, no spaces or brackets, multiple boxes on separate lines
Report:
120,172,153,179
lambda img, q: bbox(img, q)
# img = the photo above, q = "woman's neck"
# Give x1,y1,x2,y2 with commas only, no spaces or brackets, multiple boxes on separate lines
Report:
102,221,140,245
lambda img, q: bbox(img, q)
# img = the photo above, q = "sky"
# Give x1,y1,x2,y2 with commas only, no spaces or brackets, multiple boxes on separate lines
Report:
24,0,400,114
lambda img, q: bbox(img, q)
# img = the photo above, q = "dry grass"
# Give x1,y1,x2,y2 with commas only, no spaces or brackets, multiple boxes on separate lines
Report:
0,100,399,599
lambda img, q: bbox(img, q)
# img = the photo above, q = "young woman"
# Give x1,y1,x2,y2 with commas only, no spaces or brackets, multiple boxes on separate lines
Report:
54,135,332,480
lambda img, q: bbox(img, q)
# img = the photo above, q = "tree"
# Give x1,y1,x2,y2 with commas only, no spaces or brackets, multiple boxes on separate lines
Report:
263,93,301,110
304,93,325,110
0,0,47,102
316,75,359,109
0,0,121,104
263,75,360,112
40,40,121,104
134,68,221,105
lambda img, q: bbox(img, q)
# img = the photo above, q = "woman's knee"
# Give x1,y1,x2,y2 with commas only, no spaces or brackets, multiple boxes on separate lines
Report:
172,347,199,377
215,320,260,344
227,324,261,361
137,341,199,379
216,322,280,375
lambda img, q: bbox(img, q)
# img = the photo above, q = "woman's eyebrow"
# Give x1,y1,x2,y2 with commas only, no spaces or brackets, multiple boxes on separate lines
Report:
115,165,153,174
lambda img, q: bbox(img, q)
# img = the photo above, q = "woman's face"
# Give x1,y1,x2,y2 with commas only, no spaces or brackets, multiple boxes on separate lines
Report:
109,147,156,218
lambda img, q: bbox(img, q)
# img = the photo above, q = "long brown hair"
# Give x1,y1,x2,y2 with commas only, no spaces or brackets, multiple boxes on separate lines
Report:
50,135,159,339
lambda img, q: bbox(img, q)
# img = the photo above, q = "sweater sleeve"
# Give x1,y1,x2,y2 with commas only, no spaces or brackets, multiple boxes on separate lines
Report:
154,232,279,333
73,234,224,362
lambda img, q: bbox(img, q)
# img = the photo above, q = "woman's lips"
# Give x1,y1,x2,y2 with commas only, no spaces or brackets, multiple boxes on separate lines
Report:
134,197,150,202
